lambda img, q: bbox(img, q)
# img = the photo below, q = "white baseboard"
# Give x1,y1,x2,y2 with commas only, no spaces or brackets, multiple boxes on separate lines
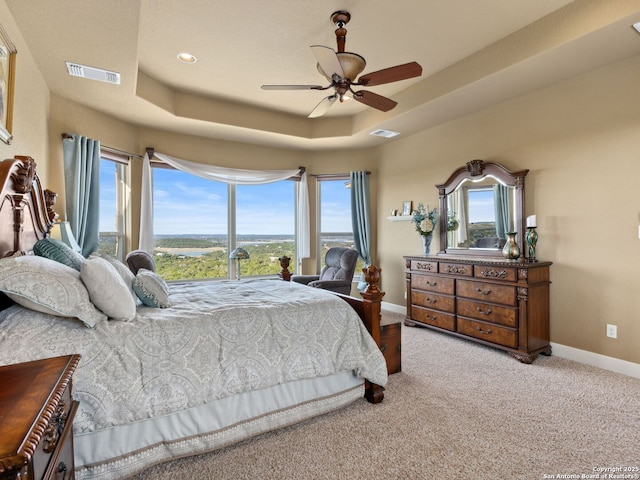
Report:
382,303,640,380
382,302,405,315
551,343,640,380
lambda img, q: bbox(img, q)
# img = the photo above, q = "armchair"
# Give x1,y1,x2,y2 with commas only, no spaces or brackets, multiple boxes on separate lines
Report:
291,247,359,295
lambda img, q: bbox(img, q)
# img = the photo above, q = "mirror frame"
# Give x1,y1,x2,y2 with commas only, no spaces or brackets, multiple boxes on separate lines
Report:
436,159,529,258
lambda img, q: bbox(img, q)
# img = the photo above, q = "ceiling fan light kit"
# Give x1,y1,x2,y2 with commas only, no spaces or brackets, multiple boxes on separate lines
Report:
261,10,422,118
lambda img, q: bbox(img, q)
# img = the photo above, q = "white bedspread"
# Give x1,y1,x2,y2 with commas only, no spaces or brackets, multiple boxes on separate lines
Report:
0,279,387,436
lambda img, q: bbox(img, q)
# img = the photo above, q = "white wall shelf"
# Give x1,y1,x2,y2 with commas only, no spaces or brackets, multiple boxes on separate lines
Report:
386,216,412,222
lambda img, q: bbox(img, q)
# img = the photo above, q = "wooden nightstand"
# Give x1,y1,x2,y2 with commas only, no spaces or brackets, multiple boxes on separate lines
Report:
0,355,81,480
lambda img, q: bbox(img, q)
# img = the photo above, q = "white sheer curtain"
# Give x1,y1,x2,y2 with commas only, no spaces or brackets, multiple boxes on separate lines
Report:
139,152,310,257
139,152,154,252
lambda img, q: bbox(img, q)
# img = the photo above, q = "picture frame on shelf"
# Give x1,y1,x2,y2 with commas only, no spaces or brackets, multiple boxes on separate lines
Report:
0,23,16,145
402,201,412,216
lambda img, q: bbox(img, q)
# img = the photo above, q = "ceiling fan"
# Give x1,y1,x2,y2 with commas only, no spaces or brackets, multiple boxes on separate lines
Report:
261,11,422,118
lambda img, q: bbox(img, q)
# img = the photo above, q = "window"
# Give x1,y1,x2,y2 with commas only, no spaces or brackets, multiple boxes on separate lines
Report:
317,176,360,274
236,182,295,276
151,166,296,281
98,152,128,261
467,188,496,244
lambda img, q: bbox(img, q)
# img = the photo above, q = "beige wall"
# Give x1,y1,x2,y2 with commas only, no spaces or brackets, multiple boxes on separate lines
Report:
0,2,50,183
377,54,640,364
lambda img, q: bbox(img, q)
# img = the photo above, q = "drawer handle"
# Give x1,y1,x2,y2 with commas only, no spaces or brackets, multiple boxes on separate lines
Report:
58,462,69,480
426,297,437,304
476,326,492,335
426,314,437,321
426,280,437,286
476,306,492,316
475,287,491,295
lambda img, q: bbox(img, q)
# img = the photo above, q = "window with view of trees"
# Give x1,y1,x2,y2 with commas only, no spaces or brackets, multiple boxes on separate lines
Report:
152,166,296,281
98,153,128,261
317,177,361,275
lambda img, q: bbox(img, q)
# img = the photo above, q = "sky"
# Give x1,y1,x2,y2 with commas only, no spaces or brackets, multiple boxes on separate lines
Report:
100,159,498,235
467,189,496,223
99,161,353,235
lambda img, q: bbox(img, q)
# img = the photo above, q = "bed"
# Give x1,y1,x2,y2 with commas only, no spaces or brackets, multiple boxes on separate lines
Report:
0,156,388,480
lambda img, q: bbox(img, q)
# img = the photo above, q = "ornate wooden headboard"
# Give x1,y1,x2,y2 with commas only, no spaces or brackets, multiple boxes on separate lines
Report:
0,156,57,258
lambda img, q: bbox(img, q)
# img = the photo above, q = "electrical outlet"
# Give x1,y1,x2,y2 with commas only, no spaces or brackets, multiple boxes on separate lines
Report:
404,291,407,300
606,324,617,339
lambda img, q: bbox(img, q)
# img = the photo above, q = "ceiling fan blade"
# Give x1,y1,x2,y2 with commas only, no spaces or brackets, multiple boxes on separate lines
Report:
352,90,398,112
311,45,345,79
308,95,338,118
357,62,422,87
261,84,324,90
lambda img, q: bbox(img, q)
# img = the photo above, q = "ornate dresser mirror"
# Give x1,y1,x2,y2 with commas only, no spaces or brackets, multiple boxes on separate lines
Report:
436,159,528,258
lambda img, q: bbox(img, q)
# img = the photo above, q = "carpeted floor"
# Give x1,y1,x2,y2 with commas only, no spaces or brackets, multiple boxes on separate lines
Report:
130,311,640,480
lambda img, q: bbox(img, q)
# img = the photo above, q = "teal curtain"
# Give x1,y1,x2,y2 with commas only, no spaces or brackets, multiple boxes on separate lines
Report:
350,171,371,291
494,184,511,239
62,134,101,257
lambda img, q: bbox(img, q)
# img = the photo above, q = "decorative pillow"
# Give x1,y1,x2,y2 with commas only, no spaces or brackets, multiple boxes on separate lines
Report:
92,253,137,303
33,237,84,271
0,255,107,327
126,249,155,275
81,256,137,321
133,268,170,308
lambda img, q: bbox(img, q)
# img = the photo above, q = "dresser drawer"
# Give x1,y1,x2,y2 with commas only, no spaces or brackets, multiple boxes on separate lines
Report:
410,259,438,273
411,290,455,313
457,298,517,327
474,265,517,282
411,274,454,294
438,262,473,277
457,279,516,306
457,318,517,348
33,382,74,480
411,305,456,331
43,400,79,480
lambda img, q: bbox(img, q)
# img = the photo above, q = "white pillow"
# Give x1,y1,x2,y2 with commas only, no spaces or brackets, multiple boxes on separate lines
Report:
81,256,137,321
133,268,171,308
0,255,107,328
91,253,137,304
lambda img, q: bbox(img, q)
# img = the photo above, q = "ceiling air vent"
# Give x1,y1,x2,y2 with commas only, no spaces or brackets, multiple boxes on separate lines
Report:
369,129,400,138
66,62,121,85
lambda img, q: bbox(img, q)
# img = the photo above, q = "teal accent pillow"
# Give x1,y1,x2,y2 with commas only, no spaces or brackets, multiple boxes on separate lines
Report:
133,269,170,308
34,237,84,271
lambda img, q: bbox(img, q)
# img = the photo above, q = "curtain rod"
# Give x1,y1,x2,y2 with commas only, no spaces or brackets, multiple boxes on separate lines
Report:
311,171,371,179
61,133,143,159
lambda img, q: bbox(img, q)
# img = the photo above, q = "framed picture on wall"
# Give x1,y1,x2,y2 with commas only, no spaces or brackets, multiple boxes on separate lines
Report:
402,201,412,216
0,23,16,145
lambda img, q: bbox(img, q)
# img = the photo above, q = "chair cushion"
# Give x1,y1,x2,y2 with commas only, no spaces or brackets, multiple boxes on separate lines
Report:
319,248,359,282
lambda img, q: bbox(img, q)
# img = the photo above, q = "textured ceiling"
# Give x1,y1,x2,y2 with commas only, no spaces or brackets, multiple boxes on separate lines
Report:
7,0,640,150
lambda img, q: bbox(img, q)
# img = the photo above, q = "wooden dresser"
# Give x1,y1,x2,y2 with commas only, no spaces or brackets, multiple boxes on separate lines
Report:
404,256,551,363
0,355,81,480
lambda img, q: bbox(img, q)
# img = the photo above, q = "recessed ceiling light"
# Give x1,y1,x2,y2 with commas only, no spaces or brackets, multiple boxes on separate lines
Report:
370,129,400,138
632,22,640,34
177,52,197,64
